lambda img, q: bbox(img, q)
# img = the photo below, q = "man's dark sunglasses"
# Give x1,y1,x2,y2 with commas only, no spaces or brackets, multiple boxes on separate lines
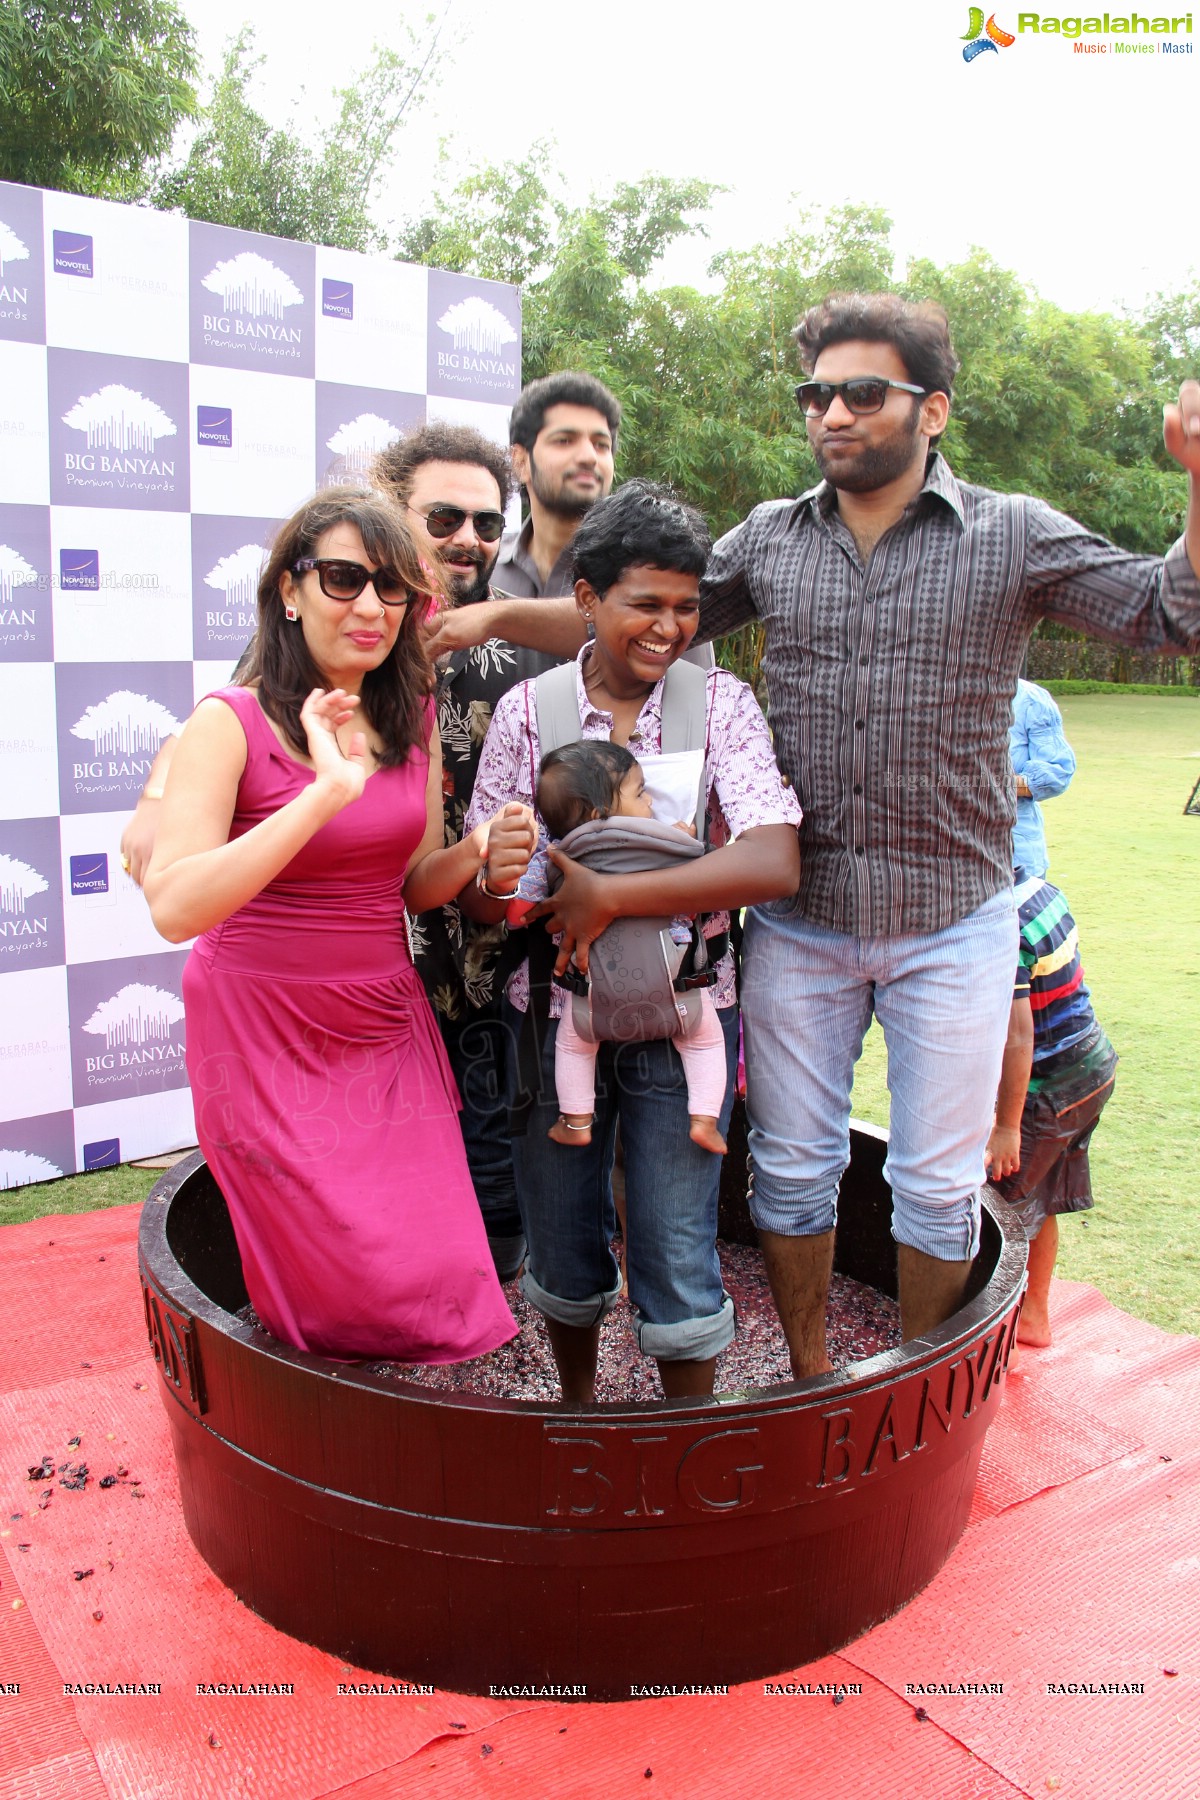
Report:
292,558,412,606
408,503,507,543
795,377,928,416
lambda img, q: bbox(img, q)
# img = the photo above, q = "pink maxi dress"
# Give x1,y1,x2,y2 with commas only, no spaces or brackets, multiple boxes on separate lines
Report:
182,686,517,1363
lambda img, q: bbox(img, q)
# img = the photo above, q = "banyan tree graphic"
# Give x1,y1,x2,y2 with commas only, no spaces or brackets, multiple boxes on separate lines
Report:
436,297,518,356
204,544,266,611
83,982,185,1050
0,854,48,915
0,1149,64,1189
325,413,403,475
70,691,183,758
61,385,178,455
0,543,38,606
0,220,30,280
201,252,304,320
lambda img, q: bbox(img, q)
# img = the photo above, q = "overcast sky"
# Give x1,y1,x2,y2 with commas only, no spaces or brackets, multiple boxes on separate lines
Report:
179,0,1197,318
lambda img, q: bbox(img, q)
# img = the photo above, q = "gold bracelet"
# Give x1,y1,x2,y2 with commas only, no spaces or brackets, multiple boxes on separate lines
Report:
141,786,165,801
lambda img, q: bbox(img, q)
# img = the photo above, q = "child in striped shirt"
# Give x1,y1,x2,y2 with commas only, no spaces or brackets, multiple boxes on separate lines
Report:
985,871,1118,1350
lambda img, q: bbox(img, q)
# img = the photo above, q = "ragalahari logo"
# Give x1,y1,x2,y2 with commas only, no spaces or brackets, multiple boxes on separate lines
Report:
202,252,303,321
0,1148,65,1189
70,691,183,759
962,8,1016,57
0,852,49,916
436,297,519,357
62,385,178,455
0,542,39,607
53,231,94,278
83,981,184,1051
0,220,30,281
205,544,265,612
325,413,404,477
60,549,100,592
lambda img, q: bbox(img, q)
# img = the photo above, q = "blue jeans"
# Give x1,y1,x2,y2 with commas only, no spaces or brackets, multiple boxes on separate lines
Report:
740,890,1018,1261
504,999,739,1362
438,1001,526,1282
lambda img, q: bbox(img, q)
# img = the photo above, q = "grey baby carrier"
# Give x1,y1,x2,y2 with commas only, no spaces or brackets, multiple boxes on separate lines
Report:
535,658,721,1045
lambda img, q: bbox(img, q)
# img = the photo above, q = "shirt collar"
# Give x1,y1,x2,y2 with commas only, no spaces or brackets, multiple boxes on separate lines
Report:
798,451,966,528
574,644,666,743
506,516,576,590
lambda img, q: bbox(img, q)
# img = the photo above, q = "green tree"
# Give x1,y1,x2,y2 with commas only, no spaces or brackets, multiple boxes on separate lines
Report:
0,0,198,197
154,16,447,250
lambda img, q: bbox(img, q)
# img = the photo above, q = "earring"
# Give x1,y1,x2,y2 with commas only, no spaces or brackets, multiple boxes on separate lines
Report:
284,605,298,622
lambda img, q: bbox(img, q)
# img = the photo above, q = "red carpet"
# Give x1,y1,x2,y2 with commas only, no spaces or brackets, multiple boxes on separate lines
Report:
1,1204,1197,1800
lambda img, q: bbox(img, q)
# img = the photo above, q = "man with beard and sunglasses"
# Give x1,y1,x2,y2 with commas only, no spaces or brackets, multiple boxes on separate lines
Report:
693,291,1200,1379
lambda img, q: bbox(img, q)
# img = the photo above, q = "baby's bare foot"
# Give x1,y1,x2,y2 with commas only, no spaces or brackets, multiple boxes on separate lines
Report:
549,1114,592,1147
689,1116,727,1155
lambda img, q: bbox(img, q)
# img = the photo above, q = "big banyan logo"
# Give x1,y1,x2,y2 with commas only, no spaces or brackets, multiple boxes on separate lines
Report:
0,852,49,916
0,1148,65,1189
70,691,183,759
436,297,518,356
62,385,178,454
0,220,30,280
0,543,39,606
962,8,1015,57
325,412,404,477
205,543,266,611
202,252,304,321
83,981,184,1051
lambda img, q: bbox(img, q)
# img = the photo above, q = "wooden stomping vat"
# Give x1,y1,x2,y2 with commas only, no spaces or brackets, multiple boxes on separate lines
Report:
138,1120,1026,1700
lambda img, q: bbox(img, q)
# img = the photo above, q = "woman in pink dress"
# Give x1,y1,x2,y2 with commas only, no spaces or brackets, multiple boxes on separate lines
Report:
144,488,529,1363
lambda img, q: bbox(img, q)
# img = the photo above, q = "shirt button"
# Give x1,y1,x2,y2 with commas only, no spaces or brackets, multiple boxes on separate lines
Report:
859,656,868,667
853,783,863,795
855,720,865,731
855,845,866,856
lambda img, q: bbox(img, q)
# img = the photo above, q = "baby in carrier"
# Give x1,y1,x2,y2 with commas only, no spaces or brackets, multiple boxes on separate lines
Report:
507,739,729,1156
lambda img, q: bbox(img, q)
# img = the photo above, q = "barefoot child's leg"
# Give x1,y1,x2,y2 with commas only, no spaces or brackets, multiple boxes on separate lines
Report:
549,1004,597,1147
675,991,729,1156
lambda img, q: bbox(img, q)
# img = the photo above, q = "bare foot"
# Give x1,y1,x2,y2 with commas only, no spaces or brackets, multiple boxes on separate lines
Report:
1016,1310,1052,1348
549,1113,592,1147
688,1115,727,1155
791,1353,835,1379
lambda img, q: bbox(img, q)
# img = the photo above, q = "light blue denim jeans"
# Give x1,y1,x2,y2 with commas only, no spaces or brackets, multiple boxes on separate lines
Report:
504,999,739,1362
740,889,1018,1261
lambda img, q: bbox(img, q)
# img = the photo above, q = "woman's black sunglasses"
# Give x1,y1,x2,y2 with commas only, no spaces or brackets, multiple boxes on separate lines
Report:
408,503,507,543
291,558,413,606
794,377,928,416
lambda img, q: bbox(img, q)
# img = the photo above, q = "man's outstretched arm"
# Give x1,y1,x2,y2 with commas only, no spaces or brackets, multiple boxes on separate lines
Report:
422,591,584,660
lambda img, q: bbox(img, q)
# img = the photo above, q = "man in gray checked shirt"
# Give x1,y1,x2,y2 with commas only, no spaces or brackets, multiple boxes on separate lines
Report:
426,292,1200,1378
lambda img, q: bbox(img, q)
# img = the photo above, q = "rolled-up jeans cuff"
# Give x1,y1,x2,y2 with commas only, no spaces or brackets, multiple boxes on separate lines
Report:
487,1231,527,1285
747,1166,840,1237
521,1266,622,1329
892,1190,982,1261
636,1293,736,1362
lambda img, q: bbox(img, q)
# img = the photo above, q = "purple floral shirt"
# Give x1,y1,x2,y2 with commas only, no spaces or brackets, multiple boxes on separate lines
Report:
464,647,803,1013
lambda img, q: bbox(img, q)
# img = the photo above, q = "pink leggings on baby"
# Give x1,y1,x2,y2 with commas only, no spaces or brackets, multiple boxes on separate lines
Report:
554,989,728,1119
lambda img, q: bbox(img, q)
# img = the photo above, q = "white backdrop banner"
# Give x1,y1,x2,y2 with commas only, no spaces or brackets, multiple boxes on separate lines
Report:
0,179,521,1188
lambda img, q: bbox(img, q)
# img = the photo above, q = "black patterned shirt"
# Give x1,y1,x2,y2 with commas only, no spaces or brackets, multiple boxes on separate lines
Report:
698,454,1200,937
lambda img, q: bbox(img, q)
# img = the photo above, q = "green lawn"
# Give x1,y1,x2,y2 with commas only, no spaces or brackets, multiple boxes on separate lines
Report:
6,697,1198,1334
852,695,1200,1336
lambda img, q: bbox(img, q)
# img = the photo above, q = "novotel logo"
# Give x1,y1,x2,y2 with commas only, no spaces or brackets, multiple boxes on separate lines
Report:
69,853,109,895
322,279,354,321
60,549,100,592
53,232,94,279
197,406,234,448
83,1138,120,1170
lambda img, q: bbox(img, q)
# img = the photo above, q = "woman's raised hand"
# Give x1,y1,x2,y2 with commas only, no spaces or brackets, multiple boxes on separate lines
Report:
300,687,368,809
